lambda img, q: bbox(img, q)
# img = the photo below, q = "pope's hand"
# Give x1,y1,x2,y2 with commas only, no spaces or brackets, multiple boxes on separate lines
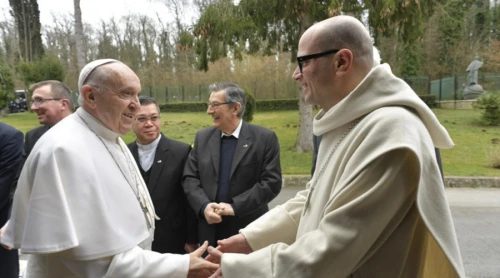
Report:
185,243,199,253
205,234,252,263
188,241,219,278
214,203,234,216
204,203,223,224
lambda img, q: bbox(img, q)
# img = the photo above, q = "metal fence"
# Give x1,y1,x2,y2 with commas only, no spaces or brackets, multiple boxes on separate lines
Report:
139,74,500,104
430,74,500,101
140,81,300,104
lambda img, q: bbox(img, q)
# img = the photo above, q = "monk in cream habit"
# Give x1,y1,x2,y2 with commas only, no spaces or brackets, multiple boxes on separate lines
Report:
207,16,466,278
0,59,217,277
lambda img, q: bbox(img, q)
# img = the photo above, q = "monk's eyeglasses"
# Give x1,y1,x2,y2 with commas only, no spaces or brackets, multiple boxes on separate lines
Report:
296,49,339,73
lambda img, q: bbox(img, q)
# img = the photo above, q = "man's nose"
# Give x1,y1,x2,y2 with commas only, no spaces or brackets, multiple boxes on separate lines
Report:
292,67,302,80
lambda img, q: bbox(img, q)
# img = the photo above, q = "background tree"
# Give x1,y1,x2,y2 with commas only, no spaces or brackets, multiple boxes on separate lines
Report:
73,0,85,71
8,0,44,62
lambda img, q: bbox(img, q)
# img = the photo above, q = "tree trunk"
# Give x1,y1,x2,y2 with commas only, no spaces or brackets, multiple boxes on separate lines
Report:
295,91,313,152
295,14,314,153
74,0,85,70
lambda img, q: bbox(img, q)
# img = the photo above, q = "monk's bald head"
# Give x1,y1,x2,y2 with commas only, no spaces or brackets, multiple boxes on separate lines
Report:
303,15,374,68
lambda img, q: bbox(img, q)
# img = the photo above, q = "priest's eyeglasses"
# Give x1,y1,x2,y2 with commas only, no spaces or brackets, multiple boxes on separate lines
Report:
30,98,62,107
296,49,339,73
207,102,232,109
136,115,161,123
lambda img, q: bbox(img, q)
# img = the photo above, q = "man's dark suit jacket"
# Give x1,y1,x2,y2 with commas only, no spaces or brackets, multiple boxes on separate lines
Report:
128,134,197,254
12,125,51,197
183,121,282,247
0,122,23,278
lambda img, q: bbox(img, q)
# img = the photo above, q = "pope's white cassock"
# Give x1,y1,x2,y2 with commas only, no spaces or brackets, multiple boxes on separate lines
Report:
0,108,189,277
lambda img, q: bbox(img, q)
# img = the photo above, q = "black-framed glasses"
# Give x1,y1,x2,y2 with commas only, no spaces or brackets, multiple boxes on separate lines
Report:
29,98,62,107
207,102,232,108
136,115,161,123
296,49,340,73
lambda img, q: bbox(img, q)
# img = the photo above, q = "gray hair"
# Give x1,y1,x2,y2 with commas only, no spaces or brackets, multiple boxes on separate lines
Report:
30,80,75,111
208,82,246,119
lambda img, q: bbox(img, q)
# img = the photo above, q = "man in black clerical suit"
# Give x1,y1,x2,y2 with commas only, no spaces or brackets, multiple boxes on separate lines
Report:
0,123,23,278
128,96,198,254
183,82,282,247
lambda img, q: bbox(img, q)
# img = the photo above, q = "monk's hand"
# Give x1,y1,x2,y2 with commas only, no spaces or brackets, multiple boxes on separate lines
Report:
209,268,223,278
218,234,252,254
0,220,12,250
214,203,234,216
188,241,219,278
205,234,252,263
204,203,223,224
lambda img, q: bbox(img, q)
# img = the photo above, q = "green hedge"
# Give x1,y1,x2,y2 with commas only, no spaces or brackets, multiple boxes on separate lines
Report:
159,95,436,112
419,94,437,108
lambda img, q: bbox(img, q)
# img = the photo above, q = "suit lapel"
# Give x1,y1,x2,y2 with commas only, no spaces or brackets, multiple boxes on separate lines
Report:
230,122,251,179
209,129,221,179
148,135,168,193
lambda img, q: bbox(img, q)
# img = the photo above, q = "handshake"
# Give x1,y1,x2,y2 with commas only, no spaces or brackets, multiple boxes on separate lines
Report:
188,234,252,278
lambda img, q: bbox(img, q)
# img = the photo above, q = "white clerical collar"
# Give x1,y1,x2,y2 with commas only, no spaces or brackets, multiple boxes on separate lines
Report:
137,135,161,151
76,107,120,141
221,119,243,138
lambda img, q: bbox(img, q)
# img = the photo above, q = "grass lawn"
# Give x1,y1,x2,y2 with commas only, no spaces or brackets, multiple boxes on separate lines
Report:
1,109,500,176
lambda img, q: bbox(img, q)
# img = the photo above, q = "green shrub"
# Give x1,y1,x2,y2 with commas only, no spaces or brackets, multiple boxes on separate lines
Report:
159,102,207,112
18,54,65,86
243,89,256,122
419,94,437,108
473,92,500,126
0,63,14,109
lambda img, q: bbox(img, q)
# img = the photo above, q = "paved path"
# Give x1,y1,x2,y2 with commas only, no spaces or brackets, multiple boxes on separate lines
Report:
270,187,500,278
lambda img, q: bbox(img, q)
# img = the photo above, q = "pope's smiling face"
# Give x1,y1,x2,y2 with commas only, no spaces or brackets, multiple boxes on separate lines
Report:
92,63,141,135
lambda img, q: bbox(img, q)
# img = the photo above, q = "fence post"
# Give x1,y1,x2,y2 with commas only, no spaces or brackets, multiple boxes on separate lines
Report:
199,84,202,101
182,86,185,102
454,75,458,109
439,76,442,108
253,82,257,99
273,81,276,99
165,86,168,103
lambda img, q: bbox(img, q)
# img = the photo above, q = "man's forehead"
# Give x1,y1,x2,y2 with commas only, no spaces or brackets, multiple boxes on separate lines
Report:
137,103,159,115
209,90,225,100
32,85,52,97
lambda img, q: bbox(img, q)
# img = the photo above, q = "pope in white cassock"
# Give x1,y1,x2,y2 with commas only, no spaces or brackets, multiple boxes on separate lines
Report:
0,59,218,278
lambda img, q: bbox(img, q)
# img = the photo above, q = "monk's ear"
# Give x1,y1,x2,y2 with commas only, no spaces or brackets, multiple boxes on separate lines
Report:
81,85,97,108
335,49,353,76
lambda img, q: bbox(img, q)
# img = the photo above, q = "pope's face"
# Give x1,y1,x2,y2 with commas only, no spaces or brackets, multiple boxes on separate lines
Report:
132,103,161,145
93,66,141,135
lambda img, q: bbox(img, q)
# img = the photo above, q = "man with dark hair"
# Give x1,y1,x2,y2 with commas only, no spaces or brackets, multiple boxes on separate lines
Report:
183,82,282,248
11,80,75,221
128,96,198,255
23,80,74,157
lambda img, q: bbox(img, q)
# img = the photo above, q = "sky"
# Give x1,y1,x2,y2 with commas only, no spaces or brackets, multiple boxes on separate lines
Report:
0,0,198,27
